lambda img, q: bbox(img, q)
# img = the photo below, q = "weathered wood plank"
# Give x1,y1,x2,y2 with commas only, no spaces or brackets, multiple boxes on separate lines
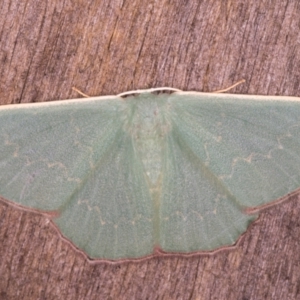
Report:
0,0,300,299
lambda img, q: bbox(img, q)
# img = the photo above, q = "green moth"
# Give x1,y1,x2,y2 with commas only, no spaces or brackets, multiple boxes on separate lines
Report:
0,88,299,261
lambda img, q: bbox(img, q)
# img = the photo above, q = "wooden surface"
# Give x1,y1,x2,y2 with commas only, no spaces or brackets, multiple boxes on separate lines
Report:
1,0,300,299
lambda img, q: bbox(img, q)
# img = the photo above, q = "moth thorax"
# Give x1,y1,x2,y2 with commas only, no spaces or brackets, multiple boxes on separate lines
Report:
132,102,167,186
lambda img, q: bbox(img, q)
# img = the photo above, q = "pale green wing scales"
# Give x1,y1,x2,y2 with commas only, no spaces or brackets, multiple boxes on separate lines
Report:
159,92,300,252
0,97,154,260
1,89,300,261
160,127,255,252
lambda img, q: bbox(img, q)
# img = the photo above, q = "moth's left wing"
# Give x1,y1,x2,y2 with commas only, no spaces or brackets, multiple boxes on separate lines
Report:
0,98,154,260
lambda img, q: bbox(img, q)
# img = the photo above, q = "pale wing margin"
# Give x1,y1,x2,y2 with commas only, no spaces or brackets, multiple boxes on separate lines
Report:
159,92,300,253
0,98,154,260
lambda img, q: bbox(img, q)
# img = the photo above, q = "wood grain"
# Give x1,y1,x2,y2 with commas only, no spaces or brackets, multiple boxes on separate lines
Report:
1,0,300,299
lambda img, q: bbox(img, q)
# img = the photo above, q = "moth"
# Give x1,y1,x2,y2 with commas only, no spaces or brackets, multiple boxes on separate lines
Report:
1,87,299,261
